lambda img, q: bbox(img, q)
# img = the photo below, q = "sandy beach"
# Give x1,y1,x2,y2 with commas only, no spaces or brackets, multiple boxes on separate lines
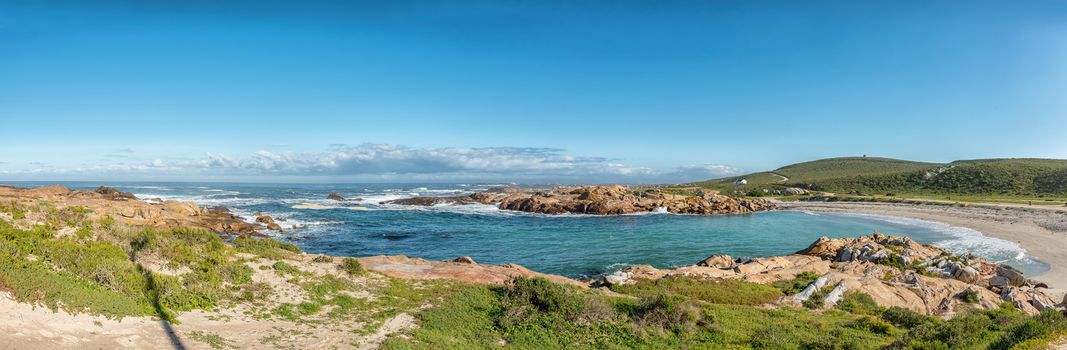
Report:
782,201,1067,297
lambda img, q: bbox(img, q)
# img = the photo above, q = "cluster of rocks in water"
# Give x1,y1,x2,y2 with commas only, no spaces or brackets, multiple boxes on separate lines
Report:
599,233,1064,317
385,185,776,215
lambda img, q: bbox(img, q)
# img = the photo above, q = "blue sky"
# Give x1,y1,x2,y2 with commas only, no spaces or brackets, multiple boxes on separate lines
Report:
2,1,1066,183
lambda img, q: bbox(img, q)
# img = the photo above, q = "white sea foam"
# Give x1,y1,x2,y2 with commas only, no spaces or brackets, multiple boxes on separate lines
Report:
291,203,371,211
824,211,1033,264
125,186,173,190
131,193,272,207
357,194,418,203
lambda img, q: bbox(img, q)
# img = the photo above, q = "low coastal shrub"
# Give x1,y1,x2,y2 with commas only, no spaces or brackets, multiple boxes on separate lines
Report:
836,291,884,316
0,200,27,220
803,286,834,309
272,261,297,273
772,271,820,295
612,276,782,306
500,276,613,326
631,293,702,334
959,288,980,303
884,304,1067,350
882,306,933,328
847,315,895,335
232,236,301,259
340,257,365,276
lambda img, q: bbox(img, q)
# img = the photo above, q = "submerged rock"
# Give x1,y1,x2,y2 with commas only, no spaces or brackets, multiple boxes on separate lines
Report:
256,214,283,231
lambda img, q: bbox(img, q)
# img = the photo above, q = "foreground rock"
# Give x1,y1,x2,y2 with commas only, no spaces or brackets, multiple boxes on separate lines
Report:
358,255,583,287
385,185,776,215
0,185,263,236
603,233,1064,317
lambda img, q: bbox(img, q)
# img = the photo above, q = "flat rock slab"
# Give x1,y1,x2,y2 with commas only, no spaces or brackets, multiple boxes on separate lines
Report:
358,255,585,287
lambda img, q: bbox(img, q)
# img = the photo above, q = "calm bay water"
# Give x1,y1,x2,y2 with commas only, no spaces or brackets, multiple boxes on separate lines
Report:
14,182,1049,278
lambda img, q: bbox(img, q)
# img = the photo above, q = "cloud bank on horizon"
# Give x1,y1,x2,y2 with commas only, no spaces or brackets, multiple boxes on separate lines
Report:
0,144,743,184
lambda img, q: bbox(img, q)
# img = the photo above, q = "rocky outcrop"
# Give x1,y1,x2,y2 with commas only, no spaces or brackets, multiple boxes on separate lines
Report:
786,233,1065,316
601,233,1063,317
327,193,347,201
358,255,582,287
0,185,262,236
385,185,776,215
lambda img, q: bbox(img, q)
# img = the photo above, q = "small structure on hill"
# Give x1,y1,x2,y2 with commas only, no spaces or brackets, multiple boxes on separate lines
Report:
734,178,748,185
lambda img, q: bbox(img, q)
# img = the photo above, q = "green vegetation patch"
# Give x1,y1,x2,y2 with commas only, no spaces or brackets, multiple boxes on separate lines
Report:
383,276,896,349
188,330,237,349
340,257,365,276
836,291,884,316
232,236,302,259
611,276,783,306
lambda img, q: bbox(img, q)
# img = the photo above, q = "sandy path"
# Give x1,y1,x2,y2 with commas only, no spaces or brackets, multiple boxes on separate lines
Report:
781,201,1067,298
770,172,789,183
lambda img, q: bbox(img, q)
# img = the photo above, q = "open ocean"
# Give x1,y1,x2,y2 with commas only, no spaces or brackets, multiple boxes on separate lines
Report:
7,181,1049,278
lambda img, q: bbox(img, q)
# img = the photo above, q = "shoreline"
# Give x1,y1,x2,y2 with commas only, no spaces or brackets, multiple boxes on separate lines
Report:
781,201,1067,298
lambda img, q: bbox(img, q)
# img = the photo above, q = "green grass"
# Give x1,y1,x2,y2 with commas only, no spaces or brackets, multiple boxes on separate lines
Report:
232,236,302,259
610,276,782,306
188,330,237,349
382,277,895,349
836,291,884,316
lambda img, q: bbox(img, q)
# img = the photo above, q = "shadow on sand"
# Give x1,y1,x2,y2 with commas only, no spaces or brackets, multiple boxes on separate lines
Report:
130,239,186,350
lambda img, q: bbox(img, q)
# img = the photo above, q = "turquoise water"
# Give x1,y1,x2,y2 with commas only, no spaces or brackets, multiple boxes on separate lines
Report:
13,182,1049,278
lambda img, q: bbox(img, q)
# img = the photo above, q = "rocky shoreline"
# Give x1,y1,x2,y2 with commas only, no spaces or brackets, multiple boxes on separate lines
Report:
0,185,276,237
599,233,1064,317
385,185,776,215
2,184,1063,318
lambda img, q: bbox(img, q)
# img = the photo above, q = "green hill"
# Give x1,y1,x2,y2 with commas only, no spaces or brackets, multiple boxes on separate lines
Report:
693,156,1067,199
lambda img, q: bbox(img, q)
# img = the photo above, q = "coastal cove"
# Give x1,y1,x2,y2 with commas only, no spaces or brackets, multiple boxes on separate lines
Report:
9,182,1048,279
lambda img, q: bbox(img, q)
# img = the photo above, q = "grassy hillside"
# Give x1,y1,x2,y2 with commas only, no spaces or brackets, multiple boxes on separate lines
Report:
693,157,1067,201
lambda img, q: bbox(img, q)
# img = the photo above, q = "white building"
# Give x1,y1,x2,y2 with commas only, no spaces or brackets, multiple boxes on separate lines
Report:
734,178,748,185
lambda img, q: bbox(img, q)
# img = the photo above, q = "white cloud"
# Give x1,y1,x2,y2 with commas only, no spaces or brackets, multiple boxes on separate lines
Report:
1,143,744,183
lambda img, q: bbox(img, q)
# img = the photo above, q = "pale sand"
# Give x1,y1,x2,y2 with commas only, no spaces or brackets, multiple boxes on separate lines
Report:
782,201,1067,298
